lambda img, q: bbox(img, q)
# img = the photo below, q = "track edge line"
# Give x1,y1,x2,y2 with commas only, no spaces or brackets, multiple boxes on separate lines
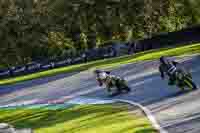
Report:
115,99,168,133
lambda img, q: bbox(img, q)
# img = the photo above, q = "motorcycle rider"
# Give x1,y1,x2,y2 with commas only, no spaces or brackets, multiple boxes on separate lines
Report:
159,56,180,86
159,56,196,90
94,69,129,96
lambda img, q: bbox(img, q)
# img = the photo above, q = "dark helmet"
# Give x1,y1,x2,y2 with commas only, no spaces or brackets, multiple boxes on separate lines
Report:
94,69,102,74
159,56,168,65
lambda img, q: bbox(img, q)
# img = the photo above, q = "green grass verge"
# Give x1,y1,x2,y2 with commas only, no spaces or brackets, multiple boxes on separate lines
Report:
0,104,156,133
0,65,4,69
1,43,200,85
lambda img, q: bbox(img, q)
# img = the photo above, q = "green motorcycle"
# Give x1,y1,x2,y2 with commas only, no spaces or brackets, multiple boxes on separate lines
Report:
175,69,197,91
106,77,131,97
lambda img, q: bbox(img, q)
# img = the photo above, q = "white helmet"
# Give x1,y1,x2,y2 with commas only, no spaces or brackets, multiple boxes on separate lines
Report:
99,72,107,80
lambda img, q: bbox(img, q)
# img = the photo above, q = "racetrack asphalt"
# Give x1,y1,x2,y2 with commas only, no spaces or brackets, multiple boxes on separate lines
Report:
0,54,200,133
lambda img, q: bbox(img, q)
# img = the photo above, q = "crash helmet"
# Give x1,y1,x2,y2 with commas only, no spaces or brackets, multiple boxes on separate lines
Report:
159,56,168,65
94,69,102,74
98,72,108,80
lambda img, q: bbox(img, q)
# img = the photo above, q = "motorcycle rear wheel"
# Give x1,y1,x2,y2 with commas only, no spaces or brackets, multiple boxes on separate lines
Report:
183,77,197,90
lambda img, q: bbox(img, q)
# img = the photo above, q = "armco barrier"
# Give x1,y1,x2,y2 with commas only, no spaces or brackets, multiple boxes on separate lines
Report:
40,63,52,70
72,57,84,64
11,66,26,76
54,60,69,68
26,63,41,73
0,69,11,79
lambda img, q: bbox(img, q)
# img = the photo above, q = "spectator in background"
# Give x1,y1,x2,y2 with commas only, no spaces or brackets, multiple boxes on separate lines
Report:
128,41,136,54
113,47,117,57
108,47,113,57
82,52,87,63
109,46,117,57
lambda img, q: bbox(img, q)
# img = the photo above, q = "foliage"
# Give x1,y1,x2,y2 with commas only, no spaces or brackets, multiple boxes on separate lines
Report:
0,0,200,66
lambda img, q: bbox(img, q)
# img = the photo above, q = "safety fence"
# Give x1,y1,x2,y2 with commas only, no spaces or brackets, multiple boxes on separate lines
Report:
0,44,129,79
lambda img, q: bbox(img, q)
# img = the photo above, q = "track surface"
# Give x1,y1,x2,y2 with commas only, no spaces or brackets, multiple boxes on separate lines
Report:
0,55,200,133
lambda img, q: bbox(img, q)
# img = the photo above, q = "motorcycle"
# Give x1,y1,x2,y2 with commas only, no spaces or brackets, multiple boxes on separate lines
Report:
105,77,131,97
174,69,197,91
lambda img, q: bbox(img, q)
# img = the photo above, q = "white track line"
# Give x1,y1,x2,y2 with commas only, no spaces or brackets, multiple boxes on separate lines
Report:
115,99,168,133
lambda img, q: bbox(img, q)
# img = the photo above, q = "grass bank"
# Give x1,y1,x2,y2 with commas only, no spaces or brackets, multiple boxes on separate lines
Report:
0,104,157,133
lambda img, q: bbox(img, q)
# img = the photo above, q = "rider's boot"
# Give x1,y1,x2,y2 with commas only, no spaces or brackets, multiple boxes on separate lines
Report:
124,87,131,92
180,86,185,91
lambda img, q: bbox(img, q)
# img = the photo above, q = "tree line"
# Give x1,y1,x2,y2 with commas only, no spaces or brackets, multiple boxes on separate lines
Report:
0,0,200,68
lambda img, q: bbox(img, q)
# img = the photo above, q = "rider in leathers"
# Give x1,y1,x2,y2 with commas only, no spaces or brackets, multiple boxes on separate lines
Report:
94,70,125,95
159,56,180,86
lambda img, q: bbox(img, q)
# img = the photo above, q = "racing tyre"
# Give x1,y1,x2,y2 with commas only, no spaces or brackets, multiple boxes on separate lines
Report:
123,87,131,93
184,77,198,90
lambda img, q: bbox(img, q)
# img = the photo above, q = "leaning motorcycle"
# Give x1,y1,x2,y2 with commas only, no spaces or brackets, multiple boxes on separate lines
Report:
174,69,197,91
105,77,131,97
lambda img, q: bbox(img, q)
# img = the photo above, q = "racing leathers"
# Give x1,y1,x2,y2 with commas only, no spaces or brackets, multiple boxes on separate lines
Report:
159,59,180,86
95,71,123,93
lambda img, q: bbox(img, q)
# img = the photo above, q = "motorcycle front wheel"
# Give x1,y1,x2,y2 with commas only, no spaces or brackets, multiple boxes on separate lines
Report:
107,88,120,97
